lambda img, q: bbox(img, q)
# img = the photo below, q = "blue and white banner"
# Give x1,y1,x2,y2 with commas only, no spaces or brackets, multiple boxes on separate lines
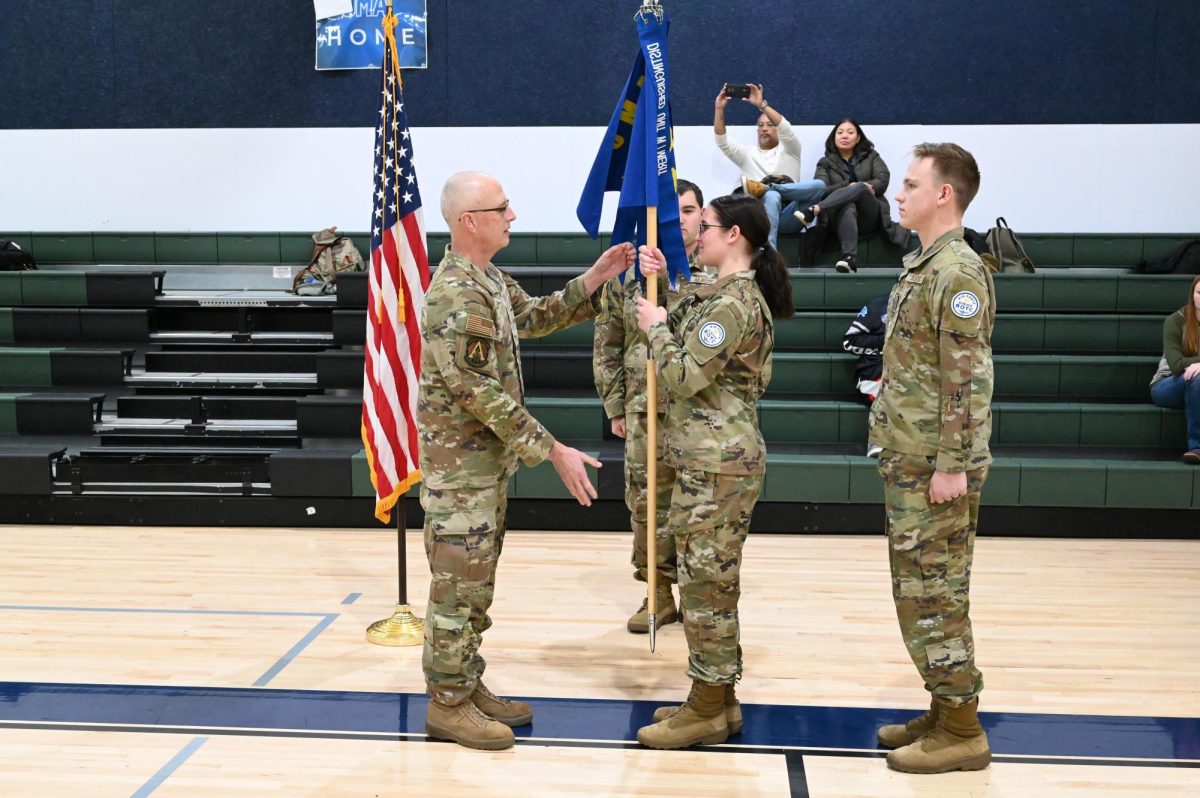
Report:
315,0,427,71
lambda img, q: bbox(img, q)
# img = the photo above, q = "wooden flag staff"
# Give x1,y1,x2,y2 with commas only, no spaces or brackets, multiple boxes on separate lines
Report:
638,0,665,655
645,206,660,653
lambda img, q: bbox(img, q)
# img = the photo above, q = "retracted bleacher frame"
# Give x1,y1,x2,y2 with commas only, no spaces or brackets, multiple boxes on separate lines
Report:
0,231,1197,536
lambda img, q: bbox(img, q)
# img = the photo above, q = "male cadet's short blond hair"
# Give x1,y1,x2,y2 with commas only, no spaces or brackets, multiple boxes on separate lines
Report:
912,142,981,213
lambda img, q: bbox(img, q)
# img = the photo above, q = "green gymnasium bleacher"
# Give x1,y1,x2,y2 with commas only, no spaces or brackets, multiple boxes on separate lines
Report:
0,230,1197,530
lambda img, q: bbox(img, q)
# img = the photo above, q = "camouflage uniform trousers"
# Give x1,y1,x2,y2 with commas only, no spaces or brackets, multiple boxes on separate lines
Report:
625,411,678,586
670,467,762,685
878,449,988,707
420,478,508,706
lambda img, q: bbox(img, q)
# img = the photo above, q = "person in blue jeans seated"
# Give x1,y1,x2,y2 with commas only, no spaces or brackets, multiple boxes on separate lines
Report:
713,82,826,250
741,175,827,250
1149,274,1200,464
794,118,908,273
842,294,888,457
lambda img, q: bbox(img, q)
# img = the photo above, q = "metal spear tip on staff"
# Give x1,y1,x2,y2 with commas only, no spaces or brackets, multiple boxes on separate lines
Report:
636,1,664,22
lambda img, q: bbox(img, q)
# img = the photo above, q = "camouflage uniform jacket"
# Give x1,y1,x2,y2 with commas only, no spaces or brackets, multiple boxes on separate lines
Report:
418,246,600,488
646,270,774,474
869,227,996,472
593,254,714,417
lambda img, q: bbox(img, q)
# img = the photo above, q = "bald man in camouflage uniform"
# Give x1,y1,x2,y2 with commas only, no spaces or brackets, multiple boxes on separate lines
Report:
420,171,634,751
869,143,995,774
593,179,713,634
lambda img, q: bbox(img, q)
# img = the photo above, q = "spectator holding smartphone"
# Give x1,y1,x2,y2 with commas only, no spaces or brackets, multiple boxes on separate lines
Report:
713,83,825,250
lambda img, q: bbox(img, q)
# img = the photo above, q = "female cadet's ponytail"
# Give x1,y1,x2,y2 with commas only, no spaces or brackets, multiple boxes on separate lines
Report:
708,193,794,319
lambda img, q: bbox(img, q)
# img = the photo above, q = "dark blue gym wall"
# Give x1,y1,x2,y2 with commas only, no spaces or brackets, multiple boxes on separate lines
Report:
2,0,1198,129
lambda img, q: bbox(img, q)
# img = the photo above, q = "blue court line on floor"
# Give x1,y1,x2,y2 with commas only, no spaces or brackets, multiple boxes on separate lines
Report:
341,593,362,605
785,751,808,798
129,735,207,798
252,615,339,687
1,681,1197,763
1,603,345,688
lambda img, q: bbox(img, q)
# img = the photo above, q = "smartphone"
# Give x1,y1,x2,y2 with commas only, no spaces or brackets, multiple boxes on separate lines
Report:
724,83,751,99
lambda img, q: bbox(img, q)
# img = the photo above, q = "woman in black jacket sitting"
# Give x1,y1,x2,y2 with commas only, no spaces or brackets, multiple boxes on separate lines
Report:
795,119,905,272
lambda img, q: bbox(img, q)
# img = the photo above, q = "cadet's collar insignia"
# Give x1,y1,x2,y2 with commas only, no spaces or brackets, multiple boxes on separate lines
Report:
464,313,496,339
698,321,726,348
951,291,981,318
464,337,491,368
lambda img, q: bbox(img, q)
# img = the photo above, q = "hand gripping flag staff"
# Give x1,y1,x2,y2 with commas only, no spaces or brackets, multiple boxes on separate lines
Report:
577,0,686,653
363,0,432,647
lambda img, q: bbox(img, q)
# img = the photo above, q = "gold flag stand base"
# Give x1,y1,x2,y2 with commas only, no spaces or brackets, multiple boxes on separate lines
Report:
366,604,425,647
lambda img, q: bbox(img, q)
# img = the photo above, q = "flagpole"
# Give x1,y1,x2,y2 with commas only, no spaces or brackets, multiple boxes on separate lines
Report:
639,0,665,656
645,205,659,654
366,0,424,647
366,497,424,645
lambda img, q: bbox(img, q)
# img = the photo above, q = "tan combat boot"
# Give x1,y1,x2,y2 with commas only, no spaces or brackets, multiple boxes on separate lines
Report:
426,698,515,750
877,697,940,748
626,584,678,634
471,680,533,727
652,682,743,734
741,177,768,198
637,681,728,749
886,699,991,774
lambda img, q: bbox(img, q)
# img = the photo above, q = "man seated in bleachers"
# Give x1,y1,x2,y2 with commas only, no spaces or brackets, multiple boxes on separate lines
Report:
713,83,825,249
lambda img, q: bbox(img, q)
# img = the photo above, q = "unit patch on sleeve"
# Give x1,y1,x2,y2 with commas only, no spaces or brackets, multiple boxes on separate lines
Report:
950,291,981,319
698,321,726,348
464,337,491,368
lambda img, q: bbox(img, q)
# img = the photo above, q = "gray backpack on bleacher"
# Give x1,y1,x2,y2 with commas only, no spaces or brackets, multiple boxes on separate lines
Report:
984,217,1035,274
292,227,365,295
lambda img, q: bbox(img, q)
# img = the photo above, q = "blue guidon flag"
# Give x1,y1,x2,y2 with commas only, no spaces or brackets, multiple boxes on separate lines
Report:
576,3,689,287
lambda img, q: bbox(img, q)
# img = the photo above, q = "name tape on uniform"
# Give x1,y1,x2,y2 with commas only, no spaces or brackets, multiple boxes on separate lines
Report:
951,291,981,319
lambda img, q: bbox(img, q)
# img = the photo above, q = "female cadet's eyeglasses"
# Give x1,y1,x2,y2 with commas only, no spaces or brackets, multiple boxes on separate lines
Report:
698,221,730,235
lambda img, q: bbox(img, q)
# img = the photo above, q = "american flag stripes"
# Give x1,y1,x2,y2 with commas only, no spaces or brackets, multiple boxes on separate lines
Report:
361,11,430,523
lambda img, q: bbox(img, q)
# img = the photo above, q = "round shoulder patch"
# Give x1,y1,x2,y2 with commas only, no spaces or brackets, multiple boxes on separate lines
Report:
950,291,981,319
698,321,726,348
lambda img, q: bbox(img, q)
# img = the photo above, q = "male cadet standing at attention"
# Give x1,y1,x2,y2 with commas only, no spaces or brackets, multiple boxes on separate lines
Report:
419,171,635,751
868,143,995,774
593,178,713,633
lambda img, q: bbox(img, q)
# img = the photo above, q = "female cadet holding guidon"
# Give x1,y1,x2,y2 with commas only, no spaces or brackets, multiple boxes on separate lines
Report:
631,193,793,750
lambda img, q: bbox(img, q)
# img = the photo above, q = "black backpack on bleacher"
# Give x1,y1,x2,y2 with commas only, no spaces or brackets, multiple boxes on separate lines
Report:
1137,238,1200,275
0,240,36,271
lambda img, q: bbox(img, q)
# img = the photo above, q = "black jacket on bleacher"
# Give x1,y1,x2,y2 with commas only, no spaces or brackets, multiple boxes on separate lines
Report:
842,294,888,382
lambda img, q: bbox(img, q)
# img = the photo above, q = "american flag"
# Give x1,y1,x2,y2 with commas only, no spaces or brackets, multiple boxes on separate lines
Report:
361,20,430,524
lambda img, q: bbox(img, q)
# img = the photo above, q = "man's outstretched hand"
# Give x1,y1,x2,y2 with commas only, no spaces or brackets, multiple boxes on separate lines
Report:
549,442,602,506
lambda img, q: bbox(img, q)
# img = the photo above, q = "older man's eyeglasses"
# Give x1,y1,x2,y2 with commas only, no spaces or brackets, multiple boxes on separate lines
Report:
464,200,510,215
698,221,730,235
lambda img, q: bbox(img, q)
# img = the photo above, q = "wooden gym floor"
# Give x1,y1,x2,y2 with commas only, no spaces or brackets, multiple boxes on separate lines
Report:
0,525,1197,797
